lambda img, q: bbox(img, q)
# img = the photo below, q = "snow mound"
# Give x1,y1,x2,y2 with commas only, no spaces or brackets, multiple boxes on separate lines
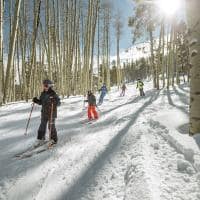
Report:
194,134,200,147
184,148,194,162
194,155,200,172
149,119,200,173
177,159,195,174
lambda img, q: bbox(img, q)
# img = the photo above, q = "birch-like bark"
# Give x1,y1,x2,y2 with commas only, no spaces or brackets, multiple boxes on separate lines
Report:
0,0,4,105
3,0,21,103
186,0,200,135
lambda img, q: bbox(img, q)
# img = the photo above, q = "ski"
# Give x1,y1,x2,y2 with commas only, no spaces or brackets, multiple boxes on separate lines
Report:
14,147,36,158
19,146,48,159
81,119,97,125
80,119,91,124
14,141,48,158
17,143,56,159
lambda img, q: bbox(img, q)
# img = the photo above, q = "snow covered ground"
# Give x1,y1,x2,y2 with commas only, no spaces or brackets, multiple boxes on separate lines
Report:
0,81,200,200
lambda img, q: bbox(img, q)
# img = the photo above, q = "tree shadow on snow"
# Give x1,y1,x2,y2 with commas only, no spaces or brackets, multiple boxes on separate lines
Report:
177,123,189,135
193,135,200,150
166,89,189,115
176,123,200,150
0,141,55,193
178,83,190,93
172,86,189,106
102,90,153,116
57,90,160,200
0,116,40,151
0,108,86,152
0,101,47,118
0,90,159,198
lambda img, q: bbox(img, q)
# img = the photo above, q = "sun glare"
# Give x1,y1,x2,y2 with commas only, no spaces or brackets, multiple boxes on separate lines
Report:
158,0,181,16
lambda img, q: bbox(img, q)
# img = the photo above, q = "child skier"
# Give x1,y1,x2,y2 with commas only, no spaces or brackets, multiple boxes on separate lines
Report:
85,90,99,121
32,79,60,146
120,83,127,96
136,79,145,96
98,83,108,105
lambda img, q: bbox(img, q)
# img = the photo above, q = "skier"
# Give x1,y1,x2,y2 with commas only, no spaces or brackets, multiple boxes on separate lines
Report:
98,83,108,105
85,90,99,121
120,83,127,97
32,79,61,147
136,79,145,96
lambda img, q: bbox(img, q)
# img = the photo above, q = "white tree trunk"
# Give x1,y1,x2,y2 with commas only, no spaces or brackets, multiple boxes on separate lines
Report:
0,0,4,105
186,0,200,135
3,0,21,103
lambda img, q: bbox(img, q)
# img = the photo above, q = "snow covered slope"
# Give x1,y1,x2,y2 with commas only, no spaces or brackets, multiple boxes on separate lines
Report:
0,82,200,200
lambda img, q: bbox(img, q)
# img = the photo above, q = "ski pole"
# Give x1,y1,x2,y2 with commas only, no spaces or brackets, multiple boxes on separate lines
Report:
24,103,35,136
49,97,54,142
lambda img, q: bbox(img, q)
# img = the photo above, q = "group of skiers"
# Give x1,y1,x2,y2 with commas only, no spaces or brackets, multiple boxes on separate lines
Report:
120,79,145,97
32,79,145,147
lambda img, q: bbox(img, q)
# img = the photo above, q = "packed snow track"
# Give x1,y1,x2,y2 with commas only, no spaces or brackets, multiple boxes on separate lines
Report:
0,83,200,200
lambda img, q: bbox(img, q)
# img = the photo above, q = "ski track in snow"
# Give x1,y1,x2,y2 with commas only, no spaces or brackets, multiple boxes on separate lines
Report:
0,83,200,200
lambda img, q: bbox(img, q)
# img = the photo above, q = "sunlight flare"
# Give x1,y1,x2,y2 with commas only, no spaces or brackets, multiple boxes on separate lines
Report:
157,0,181,16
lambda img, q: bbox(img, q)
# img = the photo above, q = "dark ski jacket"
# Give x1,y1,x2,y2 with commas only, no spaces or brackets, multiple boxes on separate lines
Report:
122,84,126,91
85,94,97,106
33,88,61,119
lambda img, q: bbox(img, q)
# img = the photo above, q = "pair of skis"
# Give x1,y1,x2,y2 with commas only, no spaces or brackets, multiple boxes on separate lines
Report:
14,141,55,159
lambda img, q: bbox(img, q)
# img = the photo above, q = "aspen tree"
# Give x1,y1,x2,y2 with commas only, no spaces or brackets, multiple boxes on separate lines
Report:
3,0,21,103
186,0,200,135
0,0,3,105
114,11,123,88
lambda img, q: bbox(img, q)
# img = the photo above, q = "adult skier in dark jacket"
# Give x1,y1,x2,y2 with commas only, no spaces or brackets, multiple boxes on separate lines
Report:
85,91,98,121
33,79,60,146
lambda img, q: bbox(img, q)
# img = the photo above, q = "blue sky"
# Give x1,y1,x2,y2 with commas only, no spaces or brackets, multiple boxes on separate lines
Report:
3,0,185,57
3,0,133,56
110,0,134,55
110,0,186,56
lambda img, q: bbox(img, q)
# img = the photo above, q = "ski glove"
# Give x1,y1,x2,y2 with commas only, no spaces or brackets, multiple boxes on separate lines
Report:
33,97,40,104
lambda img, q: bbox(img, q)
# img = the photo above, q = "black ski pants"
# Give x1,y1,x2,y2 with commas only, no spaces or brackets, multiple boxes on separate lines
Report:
37,117,58,143
139,88,145,96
